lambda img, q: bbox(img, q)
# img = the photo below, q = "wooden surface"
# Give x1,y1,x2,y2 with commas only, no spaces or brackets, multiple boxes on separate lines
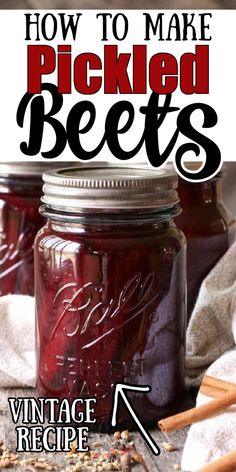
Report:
0,388,193,472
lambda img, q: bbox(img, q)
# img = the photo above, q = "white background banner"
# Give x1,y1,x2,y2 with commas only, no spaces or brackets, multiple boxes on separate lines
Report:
0,10,234,169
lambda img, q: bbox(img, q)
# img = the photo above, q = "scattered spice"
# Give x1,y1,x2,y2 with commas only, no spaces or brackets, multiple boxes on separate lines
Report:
0,438,56,470
0,459,13,469
29,461,55,470
162,442,176,452
0,429,151,471
120,431,130,441
63,430,148,471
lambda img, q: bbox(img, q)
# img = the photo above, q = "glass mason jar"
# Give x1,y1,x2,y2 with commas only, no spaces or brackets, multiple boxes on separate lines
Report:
0,162,79,297
35,166,186,429
176,171,235,321
0,163,47,297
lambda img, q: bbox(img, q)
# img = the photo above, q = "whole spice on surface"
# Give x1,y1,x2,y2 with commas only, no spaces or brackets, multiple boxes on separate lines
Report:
120,432,130,442
162,442,176,452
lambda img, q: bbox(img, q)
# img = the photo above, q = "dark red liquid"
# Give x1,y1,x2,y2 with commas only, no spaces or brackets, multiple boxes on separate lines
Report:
176,178,235,320
35,216,186,429
0,176,45,296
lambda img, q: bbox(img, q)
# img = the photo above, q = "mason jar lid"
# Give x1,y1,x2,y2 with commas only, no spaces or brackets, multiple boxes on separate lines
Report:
42,166,179,212
0,162,79,177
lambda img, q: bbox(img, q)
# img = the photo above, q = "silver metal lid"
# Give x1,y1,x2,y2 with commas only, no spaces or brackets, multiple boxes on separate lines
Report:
0,162,80,177
42,166,179,212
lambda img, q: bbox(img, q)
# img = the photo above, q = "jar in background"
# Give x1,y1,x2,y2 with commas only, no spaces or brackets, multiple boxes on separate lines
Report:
0,163,46,297
0,162,78,297
176,171,235,321
35,166,186,429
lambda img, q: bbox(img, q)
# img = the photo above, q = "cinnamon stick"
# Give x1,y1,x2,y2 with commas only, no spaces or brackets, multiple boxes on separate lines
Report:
196,450,236,472
200,385,226,399
158,388,236,433
200,376,236,398
202,376,236,392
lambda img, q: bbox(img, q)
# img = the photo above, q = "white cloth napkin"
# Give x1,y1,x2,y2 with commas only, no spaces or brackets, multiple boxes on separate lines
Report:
186,241,236,387
182,349,236,471
182,242,236,471
0,295,35,387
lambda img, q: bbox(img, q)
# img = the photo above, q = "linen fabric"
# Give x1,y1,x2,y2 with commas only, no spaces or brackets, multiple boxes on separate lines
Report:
0,295,35,387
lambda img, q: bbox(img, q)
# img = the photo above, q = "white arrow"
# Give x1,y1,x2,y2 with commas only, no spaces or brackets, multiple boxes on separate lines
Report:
111,383,160,456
